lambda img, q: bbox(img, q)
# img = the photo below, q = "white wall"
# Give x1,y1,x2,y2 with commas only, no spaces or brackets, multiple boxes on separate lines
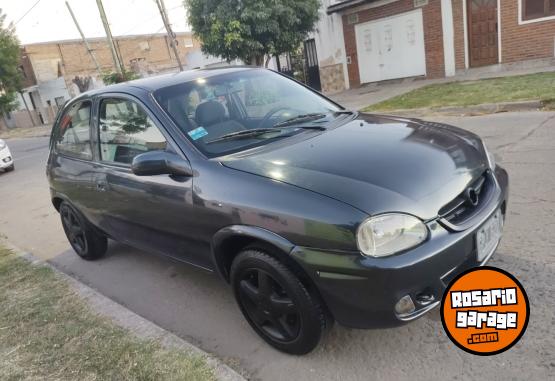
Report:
15,91,34,111
37,77,71,107
311,0,350,89
184,50,243,70
441,0,456,77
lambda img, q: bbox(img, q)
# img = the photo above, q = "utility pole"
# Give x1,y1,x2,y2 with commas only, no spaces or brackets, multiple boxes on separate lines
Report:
155,0,184,71
66,1,102,74
95,0,123,74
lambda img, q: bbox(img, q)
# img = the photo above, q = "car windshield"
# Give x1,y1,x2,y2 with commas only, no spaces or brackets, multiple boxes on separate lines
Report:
153,69,342,158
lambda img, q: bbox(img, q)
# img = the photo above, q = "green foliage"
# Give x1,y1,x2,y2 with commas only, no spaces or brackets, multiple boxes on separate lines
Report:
0,9,22,116
184,0,320,65
0,246,216,381
364,71,555,112
102,69,140,85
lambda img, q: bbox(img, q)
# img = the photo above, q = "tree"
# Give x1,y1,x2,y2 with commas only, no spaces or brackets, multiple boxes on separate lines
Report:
0,9,22,116
184,0,320,66
102,69,139,85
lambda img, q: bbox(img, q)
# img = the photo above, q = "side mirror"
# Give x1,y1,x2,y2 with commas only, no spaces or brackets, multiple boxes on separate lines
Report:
131,151,193,177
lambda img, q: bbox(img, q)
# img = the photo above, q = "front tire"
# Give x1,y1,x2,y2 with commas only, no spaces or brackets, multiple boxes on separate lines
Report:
230,249,328,355
5,164,14,172
59,201,107,260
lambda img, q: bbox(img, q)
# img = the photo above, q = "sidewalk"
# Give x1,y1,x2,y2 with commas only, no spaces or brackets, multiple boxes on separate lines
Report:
330,58,555,111
0,124,51,139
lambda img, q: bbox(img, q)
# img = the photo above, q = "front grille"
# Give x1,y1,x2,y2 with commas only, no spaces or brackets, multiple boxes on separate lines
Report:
439,171,492,226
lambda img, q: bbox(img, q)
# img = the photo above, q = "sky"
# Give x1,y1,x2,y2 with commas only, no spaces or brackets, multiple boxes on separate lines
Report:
0,0,190,44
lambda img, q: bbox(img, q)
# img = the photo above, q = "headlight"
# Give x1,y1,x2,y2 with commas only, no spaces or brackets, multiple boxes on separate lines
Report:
0,140,5,150
356,213,428,257
482,142,496,170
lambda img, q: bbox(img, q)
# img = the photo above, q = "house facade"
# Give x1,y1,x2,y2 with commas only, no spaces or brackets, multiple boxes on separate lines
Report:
323,0,555,88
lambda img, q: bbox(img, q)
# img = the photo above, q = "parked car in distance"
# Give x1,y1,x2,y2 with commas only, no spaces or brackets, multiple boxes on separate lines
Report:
0,139,14,173
47,67,508,354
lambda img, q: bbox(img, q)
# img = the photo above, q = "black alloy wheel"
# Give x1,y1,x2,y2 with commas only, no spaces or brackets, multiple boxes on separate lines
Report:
238,268,301,342
231,249,328,354
59,201,107,260
61,203,88,254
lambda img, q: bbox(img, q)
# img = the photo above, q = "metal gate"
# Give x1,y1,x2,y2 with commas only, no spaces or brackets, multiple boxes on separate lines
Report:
303,39,321,91
276,39,322,91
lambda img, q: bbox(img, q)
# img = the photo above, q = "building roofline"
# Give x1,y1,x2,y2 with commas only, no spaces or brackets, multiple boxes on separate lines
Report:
327,0,380,14
22,31,193,47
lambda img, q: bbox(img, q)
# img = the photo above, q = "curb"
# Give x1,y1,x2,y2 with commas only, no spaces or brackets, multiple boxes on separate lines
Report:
1,240,247,381
371,100,544,117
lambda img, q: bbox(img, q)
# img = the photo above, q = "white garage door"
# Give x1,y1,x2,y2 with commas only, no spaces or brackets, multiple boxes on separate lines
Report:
355,9,426,84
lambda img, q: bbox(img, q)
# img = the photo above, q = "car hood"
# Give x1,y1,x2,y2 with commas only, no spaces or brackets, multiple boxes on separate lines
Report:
220,114,488,220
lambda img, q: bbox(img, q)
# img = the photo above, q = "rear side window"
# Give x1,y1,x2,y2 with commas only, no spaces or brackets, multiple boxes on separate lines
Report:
55,101,92,160
98,98,168,165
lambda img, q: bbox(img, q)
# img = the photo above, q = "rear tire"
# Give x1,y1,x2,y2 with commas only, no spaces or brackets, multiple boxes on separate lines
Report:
59,201,107,260
230,249,328,355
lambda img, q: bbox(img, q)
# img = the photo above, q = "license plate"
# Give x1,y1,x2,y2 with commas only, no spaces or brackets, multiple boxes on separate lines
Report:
476,209,503,262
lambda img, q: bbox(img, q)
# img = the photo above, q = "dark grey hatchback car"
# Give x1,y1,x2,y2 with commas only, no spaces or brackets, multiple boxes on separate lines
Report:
47,67,508,354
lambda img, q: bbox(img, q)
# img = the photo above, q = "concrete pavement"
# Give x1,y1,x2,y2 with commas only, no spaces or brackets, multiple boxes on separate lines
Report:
0,111,554,380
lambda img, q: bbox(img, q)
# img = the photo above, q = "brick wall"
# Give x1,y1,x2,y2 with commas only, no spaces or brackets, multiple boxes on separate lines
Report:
342,0,445,87
24,33,200,79
451,0,555,70
501,0,555,63
452,0,466,70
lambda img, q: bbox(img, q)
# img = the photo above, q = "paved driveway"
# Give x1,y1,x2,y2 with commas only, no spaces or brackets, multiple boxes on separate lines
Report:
0,111,553,380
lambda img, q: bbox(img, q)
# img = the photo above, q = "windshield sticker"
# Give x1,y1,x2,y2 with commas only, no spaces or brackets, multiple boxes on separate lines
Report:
188,127,208,141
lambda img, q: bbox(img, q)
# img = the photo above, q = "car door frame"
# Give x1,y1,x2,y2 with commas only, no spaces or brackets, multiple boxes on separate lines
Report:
87,91,209,269
48,95,100,223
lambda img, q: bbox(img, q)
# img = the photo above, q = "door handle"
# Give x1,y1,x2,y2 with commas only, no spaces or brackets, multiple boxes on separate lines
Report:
96,180,108,192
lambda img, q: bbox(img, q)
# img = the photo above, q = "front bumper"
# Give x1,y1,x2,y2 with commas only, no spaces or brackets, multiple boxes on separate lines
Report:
0,146,13,169
290,166,509,329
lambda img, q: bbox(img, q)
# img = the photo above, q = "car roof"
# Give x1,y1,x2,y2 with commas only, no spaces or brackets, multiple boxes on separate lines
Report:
82,66,258,97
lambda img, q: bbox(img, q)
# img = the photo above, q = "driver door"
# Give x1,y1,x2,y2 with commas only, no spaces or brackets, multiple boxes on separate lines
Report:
90,94,209,269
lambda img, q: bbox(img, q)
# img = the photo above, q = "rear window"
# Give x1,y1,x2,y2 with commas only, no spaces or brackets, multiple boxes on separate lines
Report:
54,101,92,160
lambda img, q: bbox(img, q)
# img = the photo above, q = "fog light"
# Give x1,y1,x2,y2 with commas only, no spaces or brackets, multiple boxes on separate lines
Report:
395,295,416,316
416,293,435,306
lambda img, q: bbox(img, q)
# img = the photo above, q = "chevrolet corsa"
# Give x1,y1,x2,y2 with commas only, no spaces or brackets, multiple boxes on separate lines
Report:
47,68,508,354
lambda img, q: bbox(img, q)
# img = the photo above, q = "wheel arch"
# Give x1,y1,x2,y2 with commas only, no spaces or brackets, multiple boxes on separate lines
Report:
212,225,295,282
212,225,334,324
52,196,64,211
51,191,73,212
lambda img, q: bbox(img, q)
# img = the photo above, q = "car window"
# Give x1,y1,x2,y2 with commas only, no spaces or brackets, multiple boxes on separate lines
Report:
55,101,92,160
98,98,168,165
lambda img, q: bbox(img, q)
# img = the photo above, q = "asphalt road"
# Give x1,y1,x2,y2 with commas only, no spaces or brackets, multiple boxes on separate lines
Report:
0,111,553,380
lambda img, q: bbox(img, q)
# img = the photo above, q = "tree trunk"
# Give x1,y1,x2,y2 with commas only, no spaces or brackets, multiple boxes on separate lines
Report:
249,55,265,67
264,55,272,68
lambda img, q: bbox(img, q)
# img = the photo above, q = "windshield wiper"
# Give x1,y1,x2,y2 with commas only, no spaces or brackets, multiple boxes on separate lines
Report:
205,126,326,145
205,128,279,144
273,113,327,128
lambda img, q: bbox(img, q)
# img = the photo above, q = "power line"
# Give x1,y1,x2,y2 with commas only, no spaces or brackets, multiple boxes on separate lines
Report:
14,0,42,25
120,4,182,35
